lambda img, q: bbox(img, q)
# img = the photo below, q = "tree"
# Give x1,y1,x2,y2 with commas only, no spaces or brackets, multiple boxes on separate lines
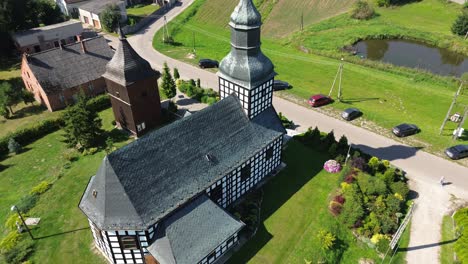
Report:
62,91,104,150
100,4,122,32
161,62,177,99
173,67,180,80
196,78,201,88
351,0,375,20
37,0,64,26
22,90,35,105
452,11,468,36
8,138,22,154
0,82,22,115
317,230,336,250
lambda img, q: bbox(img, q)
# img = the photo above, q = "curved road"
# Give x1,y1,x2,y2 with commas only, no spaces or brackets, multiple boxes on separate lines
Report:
117,1,468,263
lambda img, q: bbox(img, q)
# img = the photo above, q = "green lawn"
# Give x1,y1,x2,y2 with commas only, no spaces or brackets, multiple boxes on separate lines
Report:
440,215,456,264
153,0,467,159
127,3,160,17
228,140,409,263
0,108,130,264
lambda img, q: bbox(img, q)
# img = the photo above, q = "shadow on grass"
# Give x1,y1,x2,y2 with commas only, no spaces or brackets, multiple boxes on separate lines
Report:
397,238,457,252
228,140,329,263
34,227,90,240
107,128,130,144
353,144,424,161
340,97,381,104
9,104,47,119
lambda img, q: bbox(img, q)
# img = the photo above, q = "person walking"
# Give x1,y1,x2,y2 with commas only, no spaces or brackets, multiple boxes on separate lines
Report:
440,176,445,187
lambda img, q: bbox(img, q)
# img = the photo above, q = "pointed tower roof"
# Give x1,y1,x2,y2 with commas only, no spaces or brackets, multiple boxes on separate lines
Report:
218,0,274,89
102,26,160,86
229,0,261,29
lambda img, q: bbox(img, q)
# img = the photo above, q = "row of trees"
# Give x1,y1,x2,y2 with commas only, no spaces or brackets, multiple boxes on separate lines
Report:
0,82,34,119
0,0,66,56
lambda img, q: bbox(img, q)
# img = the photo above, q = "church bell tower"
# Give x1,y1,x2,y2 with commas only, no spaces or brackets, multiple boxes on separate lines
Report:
102,27,162,137
218,0,275,119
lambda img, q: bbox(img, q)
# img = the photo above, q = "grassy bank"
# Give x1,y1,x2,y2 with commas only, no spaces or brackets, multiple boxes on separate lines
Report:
153,0,467,158
440,215,456,264
0,108,128,264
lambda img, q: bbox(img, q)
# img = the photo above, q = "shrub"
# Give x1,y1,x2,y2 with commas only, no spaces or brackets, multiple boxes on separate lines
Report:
351,157,366,171
351,0,375,20
390,181,409,199
337,135,349,155
173,68,180,79
30,181,51,195
322,130,336,149
87,95,111,112
299,126,321,146
367,156,380,173
16,194,39,213
3,239,35,264
328,142,338,158
278,112,294,129
168,100,178,113
357,173,387,196
196,78,201,88
100,4,122,32
376,0,390,7
0,231,20,253
4,214,20,231
206,97,218,105
329,201,343,216
62,149,79,162
82,147,98,156
8,138,22,154
340,186,365,226
333,195,346,204
379,167,396,184
452,11,468,36
317,230,336,250
376,236,390,254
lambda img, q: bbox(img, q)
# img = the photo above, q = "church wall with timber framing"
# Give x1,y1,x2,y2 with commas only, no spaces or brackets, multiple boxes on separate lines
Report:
206,135,283,208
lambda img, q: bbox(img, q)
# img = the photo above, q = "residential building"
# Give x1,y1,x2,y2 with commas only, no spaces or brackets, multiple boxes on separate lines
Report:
55,0,90,17
102,27,162,137
79,0,285,263
79,0,127,30
12,20,83,54
21,36,113,111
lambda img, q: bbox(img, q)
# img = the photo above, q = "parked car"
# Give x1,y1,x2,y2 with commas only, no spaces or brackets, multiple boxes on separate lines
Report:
445,144,468,160
198,59,219,68
392,123,420,137
273,80,290,91
341,108,362,121
307,94,333,107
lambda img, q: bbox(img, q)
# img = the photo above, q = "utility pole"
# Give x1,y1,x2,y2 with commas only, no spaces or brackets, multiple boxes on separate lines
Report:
11,205,34,240
338,58,344,102
440,82,464,134
302,12,304,31
453,106,468,140
192,31,196,53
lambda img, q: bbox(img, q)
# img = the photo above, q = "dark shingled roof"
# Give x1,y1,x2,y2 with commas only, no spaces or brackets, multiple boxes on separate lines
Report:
27,36,113,95
229,0,261,30
79,95,284,230
147,194,244,264
79,0,122,14
102,27,160,86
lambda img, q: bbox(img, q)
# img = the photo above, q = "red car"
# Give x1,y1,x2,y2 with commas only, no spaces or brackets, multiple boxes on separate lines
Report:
308,94,333,107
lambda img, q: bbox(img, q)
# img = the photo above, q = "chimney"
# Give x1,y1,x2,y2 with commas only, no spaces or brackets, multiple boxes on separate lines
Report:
80,40,87,54
76,34,83,42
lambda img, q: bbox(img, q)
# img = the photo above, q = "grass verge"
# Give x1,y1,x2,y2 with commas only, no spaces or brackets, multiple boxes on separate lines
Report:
440,215,456,264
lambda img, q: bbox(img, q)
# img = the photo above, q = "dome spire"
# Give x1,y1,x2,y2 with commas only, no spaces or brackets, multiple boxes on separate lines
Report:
229,0,261,29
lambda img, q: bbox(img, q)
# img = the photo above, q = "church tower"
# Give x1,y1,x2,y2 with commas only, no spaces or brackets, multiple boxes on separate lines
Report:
103,27,161,137
218,0,275,119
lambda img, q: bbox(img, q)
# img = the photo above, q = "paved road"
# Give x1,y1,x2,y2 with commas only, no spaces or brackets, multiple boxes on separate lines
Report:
119,1,468,263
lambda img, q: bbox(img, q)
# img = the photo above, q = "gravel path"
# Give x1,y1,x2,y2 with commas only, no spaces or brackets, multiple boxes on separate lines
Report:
103,1,468,262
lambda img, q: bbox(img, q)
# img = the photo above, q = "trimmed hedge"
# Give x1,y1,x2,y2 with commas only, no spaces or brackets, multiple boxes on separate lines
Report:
0,95,111,157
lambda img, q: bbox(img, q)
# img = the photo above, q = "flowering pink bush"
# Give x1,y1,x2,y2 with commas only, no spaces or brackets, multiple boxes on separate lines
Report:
324,160,342,173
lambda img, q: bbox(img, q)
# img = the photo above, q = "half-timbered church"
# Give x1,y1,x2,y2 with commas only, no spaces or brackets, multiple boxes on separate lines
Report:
79,0,285,263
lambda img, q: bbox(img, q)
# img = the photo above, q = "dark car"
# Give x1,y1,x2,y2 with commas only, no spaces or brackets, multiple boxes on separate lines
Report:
445,144,468,160
307,94,333,107
392,123,420,137
341,108,362,121
273,80,290,91
198,59,219,68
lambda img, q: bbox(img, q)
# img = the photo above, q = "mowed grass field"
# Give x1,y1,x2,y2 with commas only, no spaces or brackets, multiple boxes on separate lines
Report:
154,0,467,157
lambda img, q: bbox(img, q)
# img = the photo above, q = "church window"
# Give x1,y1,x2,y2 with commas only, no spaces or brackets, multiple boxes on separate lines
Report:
119,236,139,250
241,164,251,181
266,147,273,160
210,184,222,202
116,91,120,98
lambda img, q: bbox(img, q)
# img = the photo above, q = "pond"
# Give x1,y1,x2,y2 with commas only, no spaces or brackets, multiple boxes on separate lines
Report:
354,39,468,77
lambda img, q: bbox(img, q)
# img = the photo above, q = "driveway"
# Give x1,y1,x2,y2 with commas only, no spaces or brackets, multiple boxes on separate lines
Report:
107,1,468,262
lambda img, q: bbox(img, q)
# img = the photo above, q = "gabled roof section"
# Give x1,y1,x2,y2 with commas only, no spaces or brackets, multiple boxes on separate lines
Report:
229,0,261,30
79,95,284,230
26,36,113,94
102,27,160,86
147,194,244,264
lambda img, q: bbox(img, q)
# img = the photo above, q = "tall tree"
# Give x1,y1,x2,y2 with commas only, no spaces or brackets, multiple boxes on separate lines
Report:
100,4,122,32
161,62,176,99
62,91,104,150
0,81,22,115
37,0,64,26
452,11,468,36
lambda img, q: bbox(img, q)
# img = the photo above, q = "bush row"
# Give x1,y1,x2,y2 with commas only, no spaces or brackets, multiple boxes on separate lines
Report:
177,79,219,105
0,95,111,158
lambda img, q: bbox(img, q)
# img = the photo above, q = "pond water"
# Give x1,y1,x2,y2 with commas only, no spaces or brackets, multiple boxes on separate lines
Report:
354,39,468,77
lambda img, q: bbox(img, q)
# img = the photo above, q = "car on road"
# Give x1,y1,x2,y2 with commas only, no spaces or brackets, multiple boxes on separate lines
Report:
445,144,468,160
307,94,333,107
392,123,420,137
198,59,219,68
341,108,362,121
273,80,290,91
